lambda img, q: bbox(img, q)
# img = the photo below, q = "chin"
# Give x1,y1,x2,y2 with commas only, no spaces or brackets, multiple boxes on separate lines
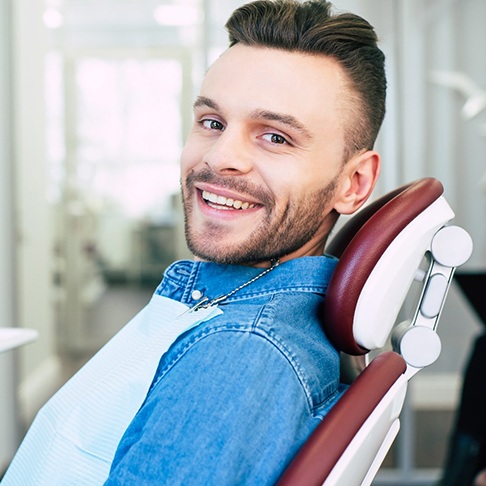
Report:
188,243,239,265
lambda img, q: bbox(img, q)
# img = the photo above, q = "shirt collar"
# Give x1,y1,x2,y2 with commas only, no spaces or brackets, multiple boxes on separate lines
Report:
160,256,338,306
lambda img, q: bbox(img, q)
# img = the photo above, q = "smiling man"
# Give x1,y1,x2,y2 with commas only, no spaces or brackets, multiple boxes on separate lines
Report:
1,1,386,485
181,43,372,266
180,19,386,268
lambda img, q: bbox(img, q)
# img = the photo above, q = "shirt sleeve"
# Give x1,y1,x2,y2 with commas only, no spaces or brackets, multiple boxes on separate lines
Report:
104,328,322,486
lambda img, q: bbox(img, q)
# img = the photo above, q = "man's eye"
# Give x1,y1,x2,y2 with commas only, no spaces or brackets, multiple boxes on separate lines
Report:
201,119,224,131
262,133,288,145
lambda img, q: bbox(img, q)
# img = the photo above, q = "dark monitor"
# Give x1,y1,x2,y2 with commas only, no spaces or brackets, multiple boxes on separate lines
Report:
454,272,486,327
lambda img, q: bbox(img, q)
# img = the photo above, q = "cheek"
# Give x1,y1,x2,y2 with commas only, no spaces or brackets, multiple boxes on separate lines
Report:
180,141,200,173
270,170,340,213
261,167,314,201
180,133,216,173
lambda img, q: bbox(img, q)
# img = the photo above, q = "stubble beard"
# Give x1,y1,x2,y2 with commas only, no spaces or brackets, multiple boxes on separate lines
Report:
181,168,339,265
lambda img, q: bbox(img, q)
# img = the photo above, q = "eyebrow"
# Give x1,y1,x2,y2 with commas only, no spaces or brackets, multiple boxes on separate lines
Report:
193,96,219,110
193,96,312,141
250,108,312,141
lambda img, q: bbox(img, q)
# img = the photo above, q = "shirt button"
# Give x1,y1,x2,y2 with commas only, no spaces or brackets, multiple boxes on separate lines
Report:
191,290,203,301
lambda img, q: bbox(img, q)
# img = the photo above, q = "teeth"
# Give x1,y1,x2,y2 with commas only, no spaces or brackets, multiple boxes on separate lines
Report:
202,190,255,210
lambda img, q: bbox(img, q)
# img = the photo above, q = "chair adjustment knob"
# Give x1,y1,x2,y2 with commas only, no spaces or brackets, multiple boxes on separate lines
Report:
392,323,442,368
431,226,473,267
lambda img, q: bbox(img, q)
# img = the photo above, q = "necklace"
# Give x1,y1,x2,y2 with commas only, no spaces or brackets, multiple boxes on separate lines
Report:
185,258,280,314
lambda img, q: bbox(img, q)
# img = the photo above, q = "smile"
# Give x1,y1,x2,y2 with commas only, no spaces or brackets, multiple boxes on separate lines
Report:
202,190,256,211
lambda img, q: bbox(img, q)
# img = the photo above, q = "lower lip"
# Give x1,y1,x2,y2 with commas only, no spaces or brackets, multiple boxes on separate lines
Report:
196,190,260,220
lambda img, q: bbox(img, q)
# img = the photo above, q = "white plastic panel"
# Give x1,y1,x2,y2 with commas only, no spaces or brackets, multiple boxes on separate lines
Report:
323,376,408,486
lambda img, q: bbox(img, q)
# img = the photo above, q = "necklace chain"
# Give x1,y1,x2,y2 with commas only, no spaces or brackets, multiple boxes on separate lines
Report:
188,259,280,313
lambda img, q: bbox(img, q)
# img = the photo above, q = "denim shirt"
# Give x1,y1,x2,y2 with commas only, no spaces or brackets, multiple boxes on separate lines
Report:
105,256,343,486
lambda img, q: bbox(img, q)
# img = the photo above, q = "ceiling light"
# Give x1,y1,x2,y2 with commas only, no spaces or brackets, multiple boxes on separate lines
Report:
153,5,200,26
43,7,63,29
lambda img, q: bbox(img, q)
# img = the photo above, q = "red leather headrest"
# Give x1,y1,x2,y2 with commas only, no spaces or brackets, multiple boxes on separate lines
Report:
323,178,444,355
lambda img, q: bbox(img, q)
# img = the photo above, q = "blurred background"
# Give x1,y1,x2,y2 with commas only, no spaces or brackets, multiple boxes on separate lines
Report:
0,0,485,484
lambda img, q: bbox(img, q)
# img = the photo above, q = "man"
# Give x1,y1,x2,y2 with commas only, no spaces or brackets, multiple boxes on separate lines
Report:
2,1,385,484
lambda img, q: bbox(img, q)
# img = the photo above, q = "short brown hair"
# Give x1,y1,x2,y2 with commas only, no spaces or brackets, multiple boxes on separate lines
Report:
225,0,386,161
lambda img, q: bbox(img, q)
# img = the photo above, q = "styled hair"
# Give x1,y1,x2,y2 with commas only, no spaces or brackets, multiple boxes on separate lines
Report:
225,0,386,161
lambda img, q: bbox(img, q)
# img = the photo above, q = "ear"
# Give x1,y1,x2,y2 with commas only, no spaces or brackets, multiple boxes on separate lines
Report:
333,150,381,215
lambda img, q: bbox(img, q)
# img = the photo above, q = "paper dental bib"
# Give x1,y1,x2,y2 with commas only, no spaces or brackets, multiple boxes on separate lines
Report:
1,295,222,486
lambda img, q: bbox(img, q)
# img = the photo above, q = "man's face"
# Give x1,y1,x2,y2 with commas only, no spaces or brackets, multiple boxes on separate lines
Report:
180,44,351,266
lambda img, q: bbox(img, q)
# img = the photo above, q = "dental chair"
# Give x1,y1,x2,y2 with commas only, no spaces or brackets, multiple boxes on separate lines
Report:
277,177,473,486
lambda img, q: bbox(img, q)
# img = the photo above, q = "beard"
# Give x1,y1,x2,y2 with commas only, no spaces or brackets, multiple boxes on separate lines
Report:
181,168,338,265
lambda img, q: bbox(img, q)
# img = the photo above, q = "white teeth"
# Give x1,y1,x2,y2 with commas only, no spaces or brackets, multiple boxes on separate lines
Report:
208,192,218,203
202,190,255,210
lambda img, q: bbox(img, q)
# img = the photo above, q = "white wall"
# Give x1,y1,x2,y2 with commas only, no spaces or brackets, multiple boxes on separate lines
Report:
0,1,61,470
0,0,21,471
13,0,61,422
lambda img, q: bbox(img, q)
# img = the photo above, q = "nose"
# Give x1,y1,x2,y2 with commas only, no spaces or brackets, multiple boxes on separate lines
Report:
203,128,253,175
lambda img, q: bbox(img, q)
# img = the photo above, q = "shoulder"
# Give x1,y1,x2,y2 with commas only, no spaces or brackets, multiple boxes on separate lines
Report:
254,292,341,414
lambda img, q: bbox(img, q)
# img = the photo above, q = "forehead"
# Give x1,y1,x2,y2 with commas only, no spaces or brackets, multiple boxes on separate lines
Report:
199,44,348,136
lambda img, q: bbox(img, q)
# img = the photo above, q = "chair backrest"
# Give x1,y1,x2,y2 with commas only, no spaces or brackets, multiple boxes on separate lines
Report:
277,178,473,486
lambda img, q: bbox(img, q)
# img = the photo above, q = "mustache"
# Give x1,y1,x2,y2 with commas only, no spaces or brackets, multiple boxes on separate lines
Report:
183,168,275,206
